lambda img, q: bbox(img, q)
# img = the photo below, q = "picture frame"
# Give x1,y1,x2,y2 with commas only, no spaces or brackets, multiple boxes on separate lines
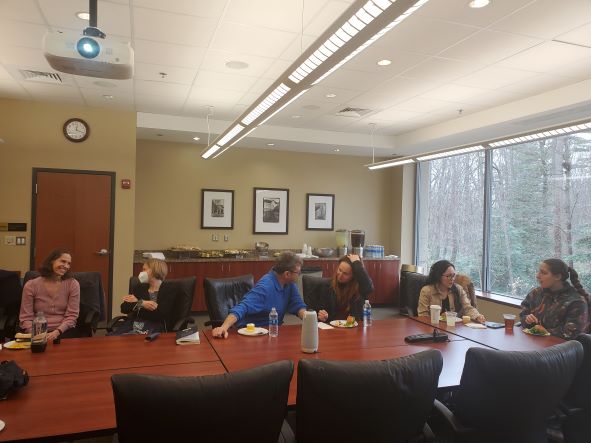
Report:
201,189,234,229
306,193,334,231
253,188,289,234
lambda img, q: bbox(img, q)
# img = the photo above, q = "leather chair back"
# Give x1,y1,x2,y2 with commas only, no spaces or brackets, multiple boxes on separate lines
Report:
564,333,591,410
455,341,583,443
112,360,294,443
164,276,196,330
399,271,427,316
454,273,477,308
301,274,331,312
203,274,254,327
296,350,443,442
0,270,23,340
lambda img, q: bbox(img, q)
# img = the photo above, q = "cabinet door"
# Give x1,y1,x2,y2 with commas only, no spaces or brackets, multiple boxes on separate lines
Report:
363,260,400,305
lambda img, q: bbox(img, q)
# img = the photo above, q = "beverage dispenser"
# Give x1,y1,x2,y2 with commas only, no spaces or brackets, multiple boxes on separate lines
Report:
350,230,365,257
335,229,349,256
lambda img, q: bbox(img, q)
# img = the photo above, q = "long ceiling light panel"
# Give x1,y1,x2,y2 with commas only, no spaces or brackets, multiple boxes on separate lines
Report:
202,0,431,159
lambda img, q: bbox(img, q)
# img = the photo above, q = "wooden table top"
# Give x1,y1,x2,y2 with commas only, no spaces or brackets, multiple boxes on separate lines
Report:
410,316,564,351
203,318,485,405
1,333,220,377
0,361,226,442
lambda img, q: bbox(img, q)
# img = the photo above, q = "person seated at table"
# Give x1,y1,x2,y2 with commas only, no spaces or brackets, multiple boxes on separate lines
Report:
418,260,486,323
212,251,307,339
19,248,80,340
520,258,589,339
316,254,373,323
108,258,174,335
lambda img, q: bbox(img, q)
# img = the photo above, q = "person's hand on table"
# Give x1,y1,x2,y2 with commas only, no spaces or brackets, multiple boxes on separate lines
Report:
318,310,328,322
212,327,229,339
348,254,360,263
122,294,138,303
525,314,538,324
474,314,486,324
47,330,61,341
142,300,158,311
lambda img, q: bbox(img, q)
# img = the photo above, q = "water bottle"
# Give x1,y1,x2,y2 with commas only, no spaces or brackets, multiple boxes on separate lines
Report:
363,300,372,327
31,311,48,353
269,307,279,337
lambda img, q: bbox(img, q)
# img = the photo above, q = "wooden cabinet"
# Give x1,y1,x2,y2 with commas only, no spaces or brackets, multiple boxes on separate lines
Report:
132,258,399,312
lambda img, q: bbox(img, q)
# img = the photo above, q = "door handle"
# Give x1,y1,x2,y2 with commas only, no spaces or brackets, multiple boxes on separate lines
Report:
95,249,109,256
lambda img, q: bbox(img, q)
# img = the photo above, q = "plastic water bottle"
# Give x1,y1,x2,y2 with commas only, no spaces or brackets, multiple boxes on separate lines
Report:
363,300,372,327
269,307,279,337
31,311,48,353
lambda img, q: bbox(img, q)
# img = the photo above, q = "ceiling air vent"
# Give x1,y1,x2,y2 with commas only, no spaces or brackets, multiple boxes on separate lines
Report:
335,107,371,118
19,69,63,84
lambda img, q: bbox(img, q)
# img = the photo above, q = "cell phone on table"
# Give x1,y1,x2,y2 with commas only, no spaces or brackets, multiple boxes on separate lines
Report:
484,321,504,329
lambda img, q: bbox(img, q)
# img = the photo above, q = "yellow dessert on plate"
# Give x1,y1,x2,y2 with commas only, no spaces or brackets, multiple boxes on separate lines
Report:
246,323,255,332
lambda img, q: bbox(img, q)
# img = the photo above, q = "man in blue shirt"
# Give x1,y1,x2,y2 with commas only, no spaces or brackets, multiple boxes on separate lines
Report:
212,251,307,338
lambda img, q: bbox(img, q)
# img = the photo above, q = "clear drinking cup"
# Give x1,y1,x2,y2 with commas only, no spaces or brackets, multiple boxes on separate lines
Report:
446,311,457,327
430,305,441,325
503,314,516,330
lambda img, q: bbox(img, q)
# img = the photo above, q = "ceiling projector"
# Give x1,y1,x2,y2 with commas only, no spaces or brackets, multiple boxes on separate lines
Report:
43,28,133,80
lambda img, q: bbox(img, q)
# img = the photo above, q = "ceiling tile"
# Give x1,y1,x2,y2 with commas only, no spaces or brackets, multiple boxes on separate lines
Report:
187,86,244,104
193,70,258,93
134,62,196,84
318,67,388,92
278,34,319,63
79,87,133,106
133,39,206,69
135,94,184,115
500,72,578,96
454,66,538,89
555,22,591,48
0,20,48,49
491,0,591,39
199,50,275,77
344,47,427,78
133,7,217,46
20,82,81,99
261,58,294,80
132,0,228,18
134,79,191,97
402,57,483,83
498,41,591,73
0,46,53,70
391,97,455,113
550,55,591,80
0,78,29,99
370,108,423,122
0,0,45,23
353,76,441,109
210,22,296,58
182,101,238,121
421,83,493,103
303,1,353,37
72,76,133,92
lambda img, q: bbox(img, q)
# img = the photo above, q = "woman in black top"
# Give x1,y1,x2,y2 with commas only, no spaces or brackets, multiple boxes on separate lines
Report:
317,254,374,323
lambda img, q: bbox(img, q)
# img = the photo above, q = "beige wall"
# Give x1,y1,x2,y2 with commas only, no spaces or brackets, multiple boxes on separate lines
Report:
135,140,399,253
0,98,136,315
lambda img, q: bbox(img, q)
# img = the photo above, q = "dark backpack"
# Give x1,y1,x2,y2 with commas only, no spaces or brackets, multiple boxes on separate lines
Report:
0,360,29,399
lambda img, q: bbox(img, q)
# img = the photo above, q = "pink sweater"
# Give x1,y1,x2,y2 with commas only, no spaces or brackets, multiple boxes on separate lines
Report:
19,276,80,333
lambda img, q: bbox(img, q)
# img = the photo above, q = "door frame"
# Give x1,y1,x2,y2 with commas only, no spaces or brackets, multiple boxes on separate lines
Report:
30,167,116,320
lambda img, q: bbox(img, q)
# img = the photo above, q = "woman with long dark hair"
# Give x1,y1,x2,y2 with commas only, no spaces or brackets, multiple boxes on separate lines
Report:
520,258,589,339
317,254,374,323
418,260,486,323
19,248,80,340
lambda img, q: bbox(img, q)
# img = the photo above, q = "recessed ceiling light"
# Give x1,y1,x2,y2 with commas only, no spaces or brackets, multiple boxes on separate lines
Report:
156,134,163,137
193,136,200,141
377,59,391,66
325,93,337,98
267,143,275,146
468,0,490,8
225,60,249,70
291,115,302,119
76,11,90,20
102,94,114,100
333,148,340,152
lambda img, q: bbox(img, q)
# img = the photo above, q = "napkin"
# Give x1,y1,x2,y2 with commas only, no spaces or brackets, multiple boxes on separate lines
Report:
318,322,333,330
465,323,487,329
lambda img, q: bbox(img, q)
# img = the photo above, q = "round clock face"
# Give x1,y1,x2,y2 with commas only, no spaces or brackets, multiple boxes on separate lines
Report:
63,118,89,142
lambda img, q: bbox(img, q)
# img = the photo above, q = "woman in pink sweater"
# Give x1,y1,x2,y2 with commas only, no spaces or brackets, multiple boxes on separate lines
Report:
19,248,80,340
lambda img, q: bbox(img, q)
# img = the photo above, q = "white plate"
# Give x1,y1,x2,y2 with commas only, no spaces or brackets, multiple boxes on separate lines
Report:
237,327,269,336
523,327,550,337
3,340,30,350
0,419,5,432
329,320,358,328
439,316,462,323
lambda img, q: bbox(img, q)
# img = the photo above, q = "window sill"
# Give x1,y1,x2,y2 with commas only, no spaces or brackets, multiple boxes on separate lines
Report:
476,291,522,308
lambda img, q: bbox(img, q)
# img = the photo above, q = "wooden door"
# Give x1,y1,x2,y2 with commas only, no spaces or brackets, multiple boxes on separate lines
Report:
31,169,114,319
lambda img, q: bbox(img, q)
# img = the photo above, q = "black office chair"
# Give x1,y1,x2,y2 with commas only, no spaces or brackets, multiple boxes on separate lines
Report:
107,276,196,333
0,270,23,340
433,341,584,443
203,274,254,328
399,270,427,316
22,270,103,337
111,360,294,443
301,274,331,312
296,350,443,442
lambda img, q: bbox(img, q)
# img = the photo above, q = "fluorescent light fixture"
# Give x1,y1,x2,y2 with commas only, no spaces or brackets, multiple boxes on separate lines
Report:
367,158,415,170
416,145,484,161
192,136,200,141
202,0,430,159
489,121,591,148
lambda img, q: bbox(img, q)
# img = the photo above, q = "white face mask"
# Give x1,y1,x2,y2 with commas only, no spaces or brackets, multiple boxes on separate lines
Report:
138,271,149,284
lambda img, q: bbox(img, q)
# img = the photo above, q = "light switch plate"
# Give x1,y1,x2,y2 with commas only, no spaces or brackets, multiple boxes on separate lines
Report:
4,235,15,246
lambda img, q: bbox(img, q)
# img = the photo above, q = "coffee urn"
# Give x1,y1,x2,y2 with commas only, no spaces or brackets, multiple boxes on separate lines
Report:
350,230,365,257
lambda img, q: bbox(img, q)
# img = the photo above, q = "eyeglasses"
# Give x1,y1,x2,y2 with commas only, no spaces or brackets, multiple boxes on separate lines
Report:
442,273,457,280
290,269,302,276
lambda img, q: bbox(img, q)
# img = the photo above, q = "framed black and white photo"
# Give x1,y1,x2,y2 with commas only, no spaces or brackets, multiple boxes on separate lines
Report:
201,189,234,229
253,188,289,234
306,193,334,231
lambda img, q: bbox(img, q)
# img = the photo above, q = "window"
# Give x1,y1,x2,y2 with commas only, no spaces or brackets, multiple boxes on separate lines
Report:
417,128,591,299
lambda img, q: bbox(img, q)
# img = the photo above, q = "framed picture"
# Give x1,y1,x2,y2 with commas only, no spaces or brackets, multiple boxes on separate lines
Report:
201,189,234,229
253,188,289,234
306,193,334,231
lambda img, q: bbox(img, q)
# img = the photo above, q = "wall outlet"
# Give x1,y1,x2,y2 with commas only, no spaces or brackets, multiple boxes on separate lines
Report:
4,235,15,246
224,234,229,241
16,236,26,245
212,234,219,241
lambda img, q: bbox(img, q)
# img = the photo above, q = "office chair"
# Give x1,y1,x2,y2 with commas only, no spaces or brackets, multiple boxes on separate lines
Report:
399,270,428,316
111,360,294,443
301,274,331,313
203,274,254,328
433,341,583,443
107,276,196,333
0,270,23,340
22,270,103,337
454,273,477,308
296,350,443,442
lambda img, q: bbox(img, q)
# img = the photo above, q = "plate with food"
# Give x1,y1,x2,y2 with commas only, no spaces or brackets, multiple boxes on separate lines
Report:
330,316,358,328
238,324,269,336
439,315,462,323
523,325,551,336
4,340,31,350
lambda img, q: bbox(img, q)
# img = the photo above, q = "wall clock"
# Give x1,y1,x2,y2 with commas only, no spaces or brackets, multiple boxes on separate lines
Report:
63,118,90,142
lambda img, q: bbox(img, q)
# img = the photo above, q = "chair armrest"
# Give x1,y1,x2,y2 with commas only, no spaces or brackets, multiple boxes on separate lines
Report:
204,320,224,328
172,316,195,332
106,315,128,333
432,399,475,436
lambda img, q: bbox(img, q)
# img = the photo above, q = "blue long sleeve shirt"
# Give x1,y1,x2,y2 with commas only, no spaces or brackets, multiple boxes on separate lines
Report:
229,270,307,328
